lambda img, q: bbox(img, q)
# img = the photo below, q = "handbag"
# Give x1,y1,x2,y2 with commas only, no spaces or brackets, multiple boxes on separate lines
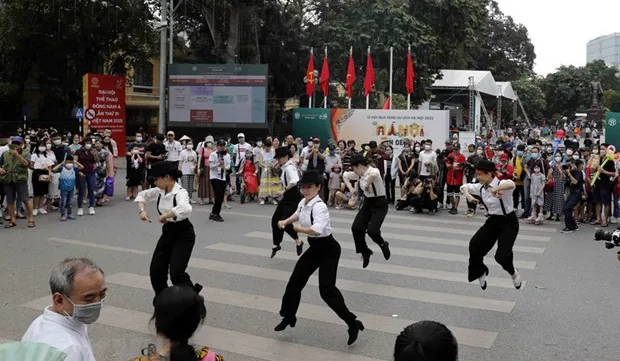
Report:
38,174,51,182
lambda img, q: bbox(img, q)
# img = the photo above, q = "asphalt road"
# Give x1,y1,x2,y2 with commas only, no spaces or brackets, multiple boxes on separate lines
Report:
1,182,619,361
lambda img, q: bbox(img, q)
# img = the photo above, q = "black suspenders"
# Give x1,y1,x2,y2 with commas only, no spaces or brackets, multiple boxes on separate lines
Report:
478,183,507,216
156,193,177,216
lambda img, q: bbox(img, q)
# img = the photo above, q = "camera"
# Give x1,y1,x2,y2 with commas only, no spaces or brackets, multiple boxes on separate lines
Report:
594,227,620,249
562,164,569,170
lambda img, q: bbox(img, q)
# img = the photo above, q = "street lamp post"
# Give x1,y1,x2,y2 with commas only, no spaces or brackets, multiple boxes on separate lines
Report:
157,0,168,135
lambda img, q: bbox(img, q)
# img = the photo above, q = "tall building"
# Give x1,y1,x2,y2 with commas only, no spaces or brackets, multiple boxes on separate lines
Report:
587,33,620,66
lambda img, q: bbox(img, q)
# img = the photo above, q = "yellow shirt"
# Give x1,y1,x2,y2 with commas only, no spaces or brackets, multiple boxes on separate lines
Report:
513,156,523,185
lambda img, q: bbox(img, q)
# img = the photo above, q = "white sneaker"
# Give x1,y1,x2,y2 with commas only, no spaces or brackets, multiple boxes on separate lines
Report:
88,207,95,215
611,217,618,224
512,270,522,290
77,208,84,216
38,208,48,215
33,209,38,216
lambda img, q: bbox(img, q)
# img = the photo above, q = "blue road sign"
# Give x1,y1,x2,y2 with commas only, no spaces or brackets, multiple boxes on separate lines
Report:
75,108,84,119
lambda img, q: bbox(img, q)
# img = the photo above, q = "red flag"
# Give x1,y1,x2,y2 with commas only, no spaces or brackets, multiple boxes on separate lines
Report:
305,49,315,97
320,49,330,96
383,97,391,110
364,50,375,97
345,49,355,98
406,47,415,94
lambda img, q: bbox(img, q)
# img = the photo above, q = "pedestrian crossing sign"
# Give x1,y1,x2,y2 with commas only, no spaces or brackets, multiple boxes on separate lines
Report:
75,107,84,119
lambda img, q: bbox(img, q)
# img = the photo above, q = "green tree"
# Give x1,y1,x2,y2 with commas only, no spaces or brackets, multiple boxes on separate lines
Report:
469,1,536,81
511,77,546,119
603,89,620,112
0,0,156,123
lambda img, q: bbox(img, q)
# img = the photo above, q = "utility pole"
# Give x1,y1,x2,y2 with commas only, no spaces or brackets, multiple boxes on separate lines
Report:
158,0,168,135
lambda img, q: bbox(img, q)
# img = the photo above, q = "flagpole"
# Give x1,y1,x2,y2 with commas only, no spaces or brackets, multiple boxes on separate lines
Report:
348,46,352,109
309,47,313,108
366,46,370,110
407,44,411,110
324,46,327,109
389,46,393,109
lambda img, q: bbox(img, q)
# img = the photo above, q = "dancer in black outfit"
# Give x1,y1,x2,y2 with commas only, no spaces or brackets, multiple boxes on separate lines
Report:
350,154,391,268
135,161,202,301
460,159,522,290
271,146,304,258
275,170,364,345
208,139,230,222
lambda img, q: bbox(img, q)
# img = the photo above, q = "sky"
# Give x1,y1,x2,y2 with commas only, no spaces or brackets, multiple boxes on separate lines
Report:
495,0,620,75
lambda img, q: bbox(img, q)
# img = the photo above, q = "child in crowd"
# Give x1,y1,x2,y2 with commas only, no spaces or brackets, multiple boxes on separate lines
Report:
328,165,342,206
528,165,546,225
52,155,83,221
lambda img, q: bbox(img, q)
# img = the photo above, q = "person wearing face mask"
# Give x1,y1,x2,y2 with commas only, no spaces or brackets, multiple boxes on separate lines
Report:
30,140,56,216
197,136,215,205
22,258,106,361
51,155,84,220
464,145,484,217
323,143,343,201
179,139,198,203
512,145,526,213
543,152,566,221
418,141,437,180
0,136,35,228
275,170,364,345
460,160,523,291
397,145,415,198
300,137,315,171
49,133,71,207
75,140,99,216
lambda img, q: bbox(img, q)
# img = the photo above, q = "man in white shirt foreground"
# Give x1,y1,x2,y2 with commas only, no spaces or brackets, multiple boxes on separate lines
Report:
22,258,107,361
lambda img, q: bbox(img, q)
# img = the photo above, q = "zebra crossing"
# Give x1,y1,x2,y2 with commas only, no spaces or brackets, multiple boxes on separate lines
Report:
14,205,557,361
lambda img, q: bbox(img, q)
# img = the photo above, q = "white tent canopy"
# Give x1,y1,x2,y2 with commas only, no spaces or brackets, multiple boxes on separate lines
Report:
431,70,515,99
496,81,517,100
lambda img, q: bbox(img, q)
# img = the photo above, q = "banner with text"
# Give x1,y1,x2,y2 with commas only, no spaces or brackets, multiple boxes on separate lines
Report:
292,109,335,145
605,112,620,150
82,73,127,155
330,109,450,154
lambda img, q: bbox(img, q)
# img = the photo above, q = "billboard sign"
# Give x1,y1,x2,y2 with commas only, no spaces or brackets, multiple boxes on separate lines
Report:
82,73,127,155
168,64,268,127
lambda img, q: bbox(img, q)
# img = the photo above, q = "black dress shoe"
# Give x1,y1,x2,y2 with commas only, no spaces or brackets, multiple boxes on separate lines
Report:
361,250,373,268
380,241,391,260
274,317,296,331
296,242,304,256
347,320,365,345
193,283,203,294
271,245,282,258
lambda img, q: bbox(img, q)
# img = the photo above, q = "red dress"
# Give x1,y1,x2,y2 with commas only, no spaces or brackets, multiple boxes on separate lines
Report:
242,160,259,194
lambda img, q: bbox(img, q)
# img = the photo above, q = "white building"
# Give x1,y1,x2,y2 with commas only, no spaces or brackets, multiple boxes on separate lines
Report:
586,33,620,67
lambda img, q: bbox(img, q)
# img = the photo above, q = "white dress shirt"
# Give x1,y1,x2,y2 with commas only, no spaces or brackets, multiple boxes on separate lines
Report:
135,183,192,222
165,140,183,162
463,178,515,215
208,151,231,181
281,160,299,189
296,196,332,237
359,166,386,198
22,307,96,361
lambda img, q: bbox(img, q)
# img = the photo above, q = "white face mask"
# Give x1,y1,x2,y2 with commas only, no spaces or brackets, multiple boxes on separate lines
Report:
308,142,313,147
186,144,194,150
46,144,52,150
566,150,573,155
414,147,420,152
136,137,143,143
38,146,46,152
64,163,74,170
62,142,69,146
85,144,92,150
555,157,562,162
53,139,61,145
572,155,579,160
424,145,431,151
257,141,263,147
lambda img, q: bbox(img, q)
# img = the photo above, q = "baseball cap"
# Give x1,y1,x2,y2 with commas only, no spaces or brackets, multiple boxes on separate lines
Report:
237,133,245,138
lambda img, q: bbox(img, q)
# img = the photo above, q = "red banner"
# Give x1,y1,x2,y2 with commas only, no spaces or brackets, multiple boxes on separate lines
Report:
82,73,127,155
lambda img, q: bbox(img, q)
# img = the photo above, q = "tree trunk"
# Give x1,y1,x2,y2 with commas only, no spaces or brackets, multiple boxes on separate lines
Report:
225,0,241,64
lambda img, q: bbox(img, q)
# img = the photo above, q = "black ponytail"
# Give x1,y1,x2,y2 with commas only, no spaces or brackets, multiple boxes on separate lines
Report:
169,341,196,361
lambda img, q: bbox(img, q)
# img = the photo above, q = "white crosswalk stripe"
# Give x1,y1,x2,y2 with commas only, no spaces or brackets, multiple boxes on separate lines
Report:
30,206,549,360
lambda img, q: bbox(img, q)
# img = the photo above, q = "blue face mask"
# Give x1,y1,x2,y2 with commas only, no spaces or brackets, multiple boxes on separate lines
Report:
517,151,523,157
531,153,540,159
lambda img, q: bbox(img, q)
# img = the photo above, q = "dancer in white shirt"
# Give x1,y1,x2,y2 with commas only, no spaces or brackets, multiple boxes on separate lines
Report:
349,154,391,268
135,161,202,302
460,159,522,290
275,170,364,345
271,146,304,258
207,139,231,222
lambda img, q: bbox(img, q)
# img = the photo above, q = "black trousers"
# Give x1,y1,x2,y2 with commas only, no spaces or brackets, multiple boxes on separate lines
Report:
279,235,357,327
271,187,302,246
385,174,396,204
150,219,196,295
352,196,388,254
513,184,525,210
468,212,519,282
564,191,581,230
210,178,226,215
